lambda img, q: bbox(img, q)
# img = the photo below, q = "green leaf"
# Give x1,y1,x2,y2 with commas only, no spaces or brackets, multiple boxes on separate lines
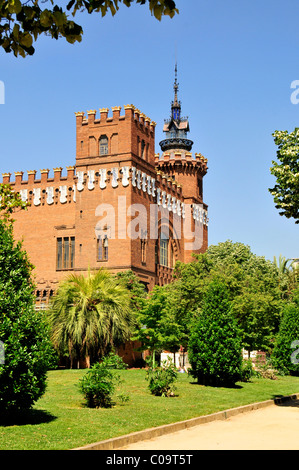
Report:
7,0,22,14
19,32,33,48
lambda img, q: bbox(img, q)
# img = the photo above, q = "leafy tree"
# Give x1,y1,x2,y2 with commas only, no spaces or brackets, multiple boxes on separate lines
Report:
173,241,287,354
269,129,299,224
271,289,299,375
47,268,136,368
188,281,243,387
114,269,147,314
134,284,185,367
0,0,178,57
0,183,29,224
0,191,53,412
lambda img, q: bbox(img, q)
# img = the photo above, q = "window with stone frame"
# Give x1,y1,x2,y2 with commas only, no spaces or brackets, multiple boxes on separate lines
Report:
56,236,75,270
99,135,108,155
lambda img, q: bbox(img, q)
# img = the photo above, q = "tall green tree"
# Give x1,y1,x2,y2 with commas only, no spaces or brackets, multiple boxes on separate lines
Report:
48,268,136,368
0,0,178,57
188,280,243,387
269,129,299,224
0,186,53,412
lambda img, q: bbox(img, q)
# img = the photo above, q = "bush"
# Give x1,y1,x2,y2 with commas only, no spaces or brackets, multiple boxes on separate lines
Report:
146,358,178,397
100,351,128,369
0,220,53,412
254,361,279,380
79,358,128,408
271,293,299,375
188,281,243,387
240,359,255,382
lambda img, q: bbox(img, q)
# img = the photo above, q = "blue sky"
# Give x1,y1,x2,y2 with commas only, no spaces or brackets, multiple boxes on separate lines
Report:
0,0,298,262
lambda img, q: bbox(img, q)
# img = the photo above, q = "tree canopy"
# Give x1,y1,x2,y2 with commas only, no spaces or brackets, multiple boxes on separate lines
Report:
269,129,299,224
0,0,178,57
158,240,294,356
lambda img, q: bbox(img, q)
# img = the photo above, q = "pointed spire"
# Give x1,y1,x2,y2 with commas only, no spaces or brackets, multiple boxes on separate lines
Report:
171,62,181,120
159,63,193,152
173,62,179,105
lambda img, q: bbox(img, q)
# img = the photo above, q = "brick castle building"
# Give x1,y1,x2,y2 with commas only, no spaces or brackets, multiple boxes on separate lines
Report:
2,68,208,311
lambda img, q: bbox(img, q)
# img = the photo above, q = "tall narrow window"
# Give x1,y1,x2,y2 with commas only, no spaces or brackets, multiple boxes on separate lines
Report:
64,237,69,268
141,238,147,264
155,240,159,265
99,135,108,155
57,238,63,270
57,237,75,270
97,235,108,261
160,233,169,267
141,140,145,159
70,237,75,268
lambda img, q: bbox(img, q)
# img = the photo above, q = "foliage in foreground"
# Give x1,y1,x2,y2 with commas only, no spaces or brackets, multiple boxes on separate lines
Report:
0,213,53,412
1,0,178,57
188,280,243,387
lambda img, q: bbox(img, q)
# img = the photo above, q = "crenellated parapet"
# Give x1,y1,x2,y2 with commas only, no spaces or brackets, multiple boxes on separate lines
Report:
75,105,156,133
2,167,76,185
1,163,208,225
155,151,208,176
2,167,77,206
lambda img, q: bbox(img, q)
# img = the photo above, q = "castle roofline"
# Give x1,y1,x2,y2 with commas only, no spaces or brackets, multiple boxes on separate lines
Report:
163,118,189,133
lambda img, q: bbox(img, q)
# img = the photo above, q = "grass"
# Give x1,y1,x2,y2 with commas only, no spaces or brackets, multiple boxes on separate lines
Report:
0,369,299,450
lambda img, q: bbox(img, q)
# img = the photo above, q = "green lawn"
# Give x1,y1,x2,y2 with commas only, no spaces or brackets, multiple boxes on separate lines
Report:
1,369,299,450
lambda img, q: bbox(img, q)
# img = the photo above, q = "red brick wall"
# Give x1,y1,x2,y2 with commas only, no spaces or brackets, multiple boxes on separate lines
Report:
3,105,208,295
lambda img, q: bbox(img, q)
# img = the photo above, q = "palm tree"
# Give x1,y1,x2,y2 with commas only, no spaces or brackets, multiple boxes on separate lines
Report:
47,268,136,368
273,255,299,298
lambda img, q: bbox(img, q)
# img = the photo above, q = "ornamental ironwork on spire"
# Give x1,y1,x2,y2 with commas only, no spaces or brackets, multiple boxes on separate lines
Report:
159,63,193,152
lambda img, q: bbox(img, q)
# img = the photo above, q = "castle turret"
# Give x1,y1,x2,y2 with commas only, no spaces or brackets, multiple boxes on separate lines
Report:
156,64,208,255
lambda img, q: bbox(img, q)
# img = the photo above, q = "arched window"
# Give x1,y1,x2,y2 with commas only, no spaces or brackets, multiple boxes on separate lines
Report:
141,140,145,159
99,135,108,155
160,232,169,267
97,235,108,261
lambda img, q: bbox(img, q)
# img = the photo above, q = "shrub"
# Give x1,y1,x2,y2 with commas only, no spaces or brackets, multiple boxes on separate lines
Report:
100,351,128,369
79,357,128,408
240,359,255,382
146,358,178,397
254,362,279,380
188,280,243,387
271,293,299,375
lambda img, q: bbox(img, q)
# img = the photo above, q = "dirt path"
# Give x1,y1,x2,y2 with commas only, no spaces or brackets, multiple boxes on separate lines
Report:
120,403,299,450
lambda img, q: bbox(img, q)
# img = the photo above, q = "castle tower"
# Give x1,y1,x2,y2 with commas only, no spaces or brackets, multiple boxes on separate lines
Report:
156,64,209,257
